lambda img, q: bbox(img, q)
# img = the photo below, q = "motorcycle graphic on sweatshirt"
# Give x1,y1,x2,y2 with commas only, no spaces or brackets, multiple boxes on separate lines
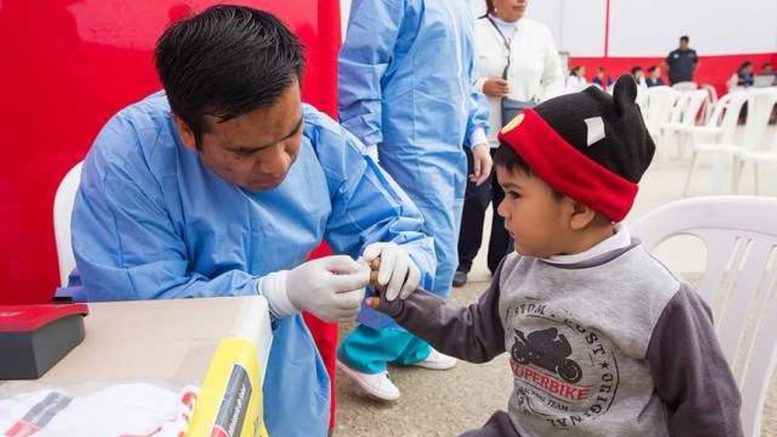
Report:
511,328,583,384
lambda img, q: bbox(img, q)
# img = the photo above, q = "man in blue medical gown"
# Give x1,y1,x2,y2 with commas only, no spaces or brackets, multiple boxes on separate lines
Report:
71,6,435,436
336,0,491,400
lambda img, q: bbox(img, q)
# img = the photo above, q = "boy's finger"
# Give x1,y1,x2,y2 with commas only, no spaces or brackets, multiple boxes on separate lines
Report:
365,297,380,308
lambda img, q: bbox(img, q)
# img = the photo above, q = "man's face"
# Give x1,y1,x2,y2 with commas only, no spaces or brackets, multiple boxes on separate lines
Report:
175,82,304,192
679,39,689,50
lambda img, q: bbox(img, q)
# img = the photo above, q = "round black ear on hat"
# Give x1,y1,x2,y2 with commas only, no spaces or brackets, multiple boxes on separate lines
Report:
612,74,638,117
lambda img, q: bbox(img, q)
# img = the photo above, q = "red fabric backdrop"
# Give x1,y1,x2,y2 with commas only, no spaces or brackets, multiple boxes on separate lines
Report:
0,0,341,305
570,53,777,97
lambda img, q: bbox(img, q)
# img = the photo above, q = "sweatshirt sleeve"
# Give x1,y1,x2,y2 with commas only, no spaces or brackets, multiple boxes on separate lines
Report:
646,285,744,437
374,261,508,363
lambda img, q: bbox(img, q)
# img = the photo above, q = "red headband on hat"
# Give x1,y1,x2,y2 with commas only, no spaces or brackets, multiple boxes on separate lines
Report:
497,109,638,222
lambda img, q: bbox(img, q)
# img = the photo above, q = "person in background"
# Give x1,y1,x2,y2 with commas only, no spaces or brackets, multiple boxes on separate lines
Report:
646,65,666,87
762,62,774,77
337,0,492,401
70,6,435,435
665,35,699,85
728,61,754,91
757,62,776,87
454,0,563,286
760,63,777,123
591,66,612,89
631,66,647,87
565,65,587,92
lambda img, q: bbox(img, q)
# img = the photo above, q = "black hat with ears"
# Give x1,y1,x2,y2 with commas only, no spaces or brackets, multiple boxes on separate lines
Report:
533,74,655,183
497,75,655,221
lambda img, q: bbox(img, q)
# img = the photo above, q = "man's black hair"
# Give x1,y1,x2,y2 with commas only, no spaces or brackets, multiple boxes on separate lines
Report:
155,5,305,148
631,66,643,75
647,65,659,73
680,35,690,42
494,143,564,200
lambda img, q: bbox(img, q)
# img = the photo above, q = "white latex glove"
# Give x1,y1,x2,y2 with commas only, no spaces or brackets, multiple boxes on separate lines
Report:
363,242,421,301
365,144,379,162
260,255,370,323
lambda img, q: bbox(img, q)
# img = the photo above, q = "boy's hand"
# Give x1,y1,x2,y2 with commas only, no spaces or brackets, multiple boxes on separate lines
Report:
365,257,407,317
365,257,384,309
363,242,420,301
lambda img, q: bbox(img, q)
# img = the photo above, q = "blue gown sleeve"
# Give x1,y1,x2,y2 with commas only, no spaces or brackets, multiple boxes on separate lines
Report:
72,115,260,303
306,108,436,290
337,0,406,147
464,43,491,148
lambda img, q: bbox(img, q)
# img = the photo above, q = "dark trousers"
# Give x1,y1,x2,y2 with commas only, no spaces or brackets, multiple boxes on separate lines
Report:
457,147,512,275
459,411,521,437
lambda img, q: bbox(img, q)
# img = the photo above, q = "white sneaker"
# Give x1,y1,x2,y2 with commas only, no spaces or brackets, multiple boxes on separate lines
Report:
410,348,458,370
336,359,400,401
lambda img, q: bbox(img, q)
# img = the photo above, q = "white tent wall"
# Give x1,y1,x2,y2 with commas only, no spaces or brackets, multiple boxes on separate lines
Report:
469,0,777,57
608,0,777,57
338,1,776,92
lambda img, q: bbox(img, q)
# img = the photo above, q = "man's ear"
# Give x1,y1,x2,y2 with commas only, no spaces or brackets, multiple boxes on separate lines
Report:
172,113,197,151
567,199,597,231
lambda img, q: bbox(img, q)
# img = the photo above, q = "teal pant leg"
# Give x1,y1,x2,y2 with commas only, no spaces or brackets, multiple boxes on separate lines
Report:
391,336,431,366
338,325,432,374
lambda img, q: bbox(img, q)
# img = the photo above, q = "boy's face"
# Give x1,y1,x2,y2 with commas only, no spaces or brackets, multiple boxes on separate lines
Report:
496,165,571,258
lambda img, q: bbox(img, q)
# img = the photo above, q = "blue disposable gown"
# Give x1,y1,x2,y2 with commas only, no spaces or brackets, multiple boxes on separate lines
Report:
339,0,490,314
71,93,436,436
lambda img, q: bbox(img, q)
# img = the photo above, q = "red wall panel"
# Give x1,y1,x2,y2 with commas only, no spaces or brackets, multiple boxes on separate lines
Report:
570,53,777,97
0,0,341,304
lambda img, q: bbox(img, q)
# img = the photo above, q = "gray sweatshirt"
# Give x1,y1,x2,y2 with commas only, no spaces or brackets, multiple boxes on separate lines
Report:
376,241,743,437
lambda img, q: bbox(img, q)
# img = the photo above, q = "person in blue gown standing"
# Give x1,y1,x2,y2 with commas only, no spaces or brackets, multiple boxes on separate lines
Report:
336,0,492,400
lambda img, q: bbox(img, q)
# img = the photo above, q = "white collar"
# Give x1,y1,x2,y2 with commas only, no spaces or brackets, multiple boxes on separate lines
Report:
488,14,521,27
542,223,631,265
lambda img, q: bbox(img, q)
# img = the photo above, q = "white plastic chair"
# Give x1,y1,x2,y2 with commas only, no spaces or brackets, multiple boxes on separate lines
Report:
634,84,648,111
735,131,777,194
672,81,699,91
643,86,680,142
734,88,777,193
683,91,750,195
632,196,777,437
660,90,709,157
53,161,83,287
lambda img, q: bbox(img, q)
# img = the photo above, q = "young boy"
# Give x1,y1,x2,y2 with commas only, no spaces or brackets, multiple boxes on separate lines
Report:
366,76,744,436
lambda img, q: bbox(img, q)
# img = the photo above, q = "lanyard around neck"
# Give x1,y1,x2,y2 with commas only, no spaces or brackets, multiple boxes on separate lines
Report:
485,15,513,79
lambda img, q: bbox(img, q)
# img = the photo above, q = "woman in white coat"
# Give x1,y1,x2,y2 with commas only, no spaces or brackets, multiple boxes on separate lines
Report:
454,0,564,285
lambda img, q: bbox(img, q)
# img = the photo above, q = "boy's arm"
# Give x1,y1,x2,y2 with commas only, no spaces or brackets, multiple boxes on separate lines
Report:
646,285,744,437
372,261,508,363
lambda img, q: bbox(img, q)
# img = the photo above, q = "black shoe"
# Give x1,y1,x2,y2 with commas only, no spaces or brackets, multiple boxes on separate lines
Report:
452,270,468,287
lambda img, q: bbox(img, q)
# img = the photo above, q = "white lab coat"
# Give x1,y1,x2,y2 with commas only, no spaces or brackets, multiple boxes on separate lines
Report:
474,15,564,146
